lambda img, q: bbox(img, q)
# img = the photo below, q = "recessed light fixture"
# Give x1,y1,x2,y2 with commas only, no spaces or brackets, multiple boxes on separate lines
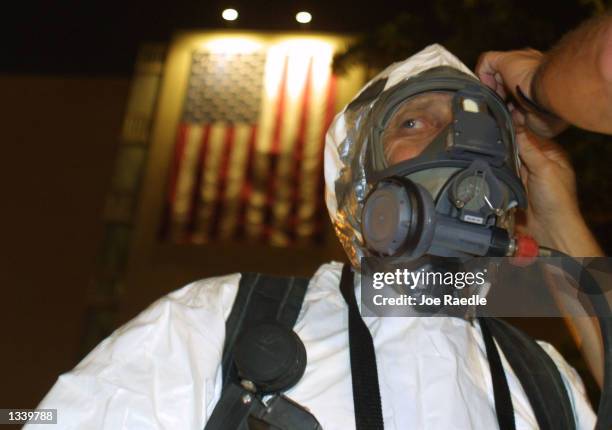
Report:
222,8,239,21
296,11,312,24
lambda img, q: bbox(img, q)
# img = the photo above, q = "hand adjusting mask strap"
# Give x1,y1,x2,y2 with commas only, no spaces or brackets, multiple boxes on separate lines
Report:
362,67,527,260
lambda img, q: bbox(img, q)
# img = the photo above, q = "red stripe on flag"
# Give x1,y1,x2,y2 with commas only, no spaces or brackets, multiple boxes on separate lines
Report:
234,125,258,240
261,56,289,242
208,125,236,239
159,123,189,240
185,124,212,239
287,57,314,243
314,74,338,242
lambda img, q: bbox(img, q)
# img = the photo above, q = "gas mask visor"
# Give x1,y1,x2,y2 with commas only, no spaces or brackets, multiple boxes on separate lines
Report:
362,67,527,260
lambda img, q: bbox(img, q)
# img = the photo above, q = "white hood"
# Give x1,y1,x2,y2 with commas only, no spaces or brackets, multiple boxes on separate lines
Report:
324,44,476,267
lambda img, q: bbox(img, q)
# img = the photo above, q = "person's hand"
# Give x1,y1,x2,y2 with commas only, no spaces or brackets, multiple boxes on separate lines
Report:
514,129,603,257
476,49,568,138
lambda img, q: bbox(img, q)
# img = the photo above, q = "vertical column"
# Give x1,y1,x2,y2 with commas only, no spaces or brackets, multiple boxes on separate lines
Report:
80,44,166,356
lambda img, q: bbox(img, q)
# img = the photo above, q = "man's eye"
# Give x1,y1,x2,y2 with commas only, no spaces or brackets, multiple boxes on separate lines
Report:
401,118,422,129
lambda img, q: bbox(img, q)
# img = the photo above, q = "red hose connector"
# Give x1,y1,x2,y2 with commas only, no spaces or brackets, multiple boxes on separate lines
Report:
511,235,539,266
515,235,539,258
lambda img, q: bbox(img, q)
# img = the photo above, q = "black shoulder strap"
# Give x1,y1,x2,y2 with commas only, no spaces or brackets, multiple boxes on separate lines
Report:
481,317,576,430
479,317,516,430
339,264,385,430
222,272,310,388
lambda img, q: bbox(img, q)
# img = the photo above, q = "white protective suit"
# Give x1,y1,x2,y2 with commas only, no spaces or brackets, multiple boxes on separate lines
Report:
29,45,596,430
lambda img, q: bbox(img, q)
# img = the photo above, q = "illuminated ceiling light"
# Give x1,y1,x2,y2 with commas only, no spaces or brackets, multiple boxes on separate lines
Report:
295,11,312,24
222,8,239,21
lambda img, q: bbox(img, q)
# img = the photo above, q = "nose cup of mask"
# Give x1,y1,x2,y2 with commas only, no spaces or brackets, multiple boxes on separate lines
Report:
362,177,436,258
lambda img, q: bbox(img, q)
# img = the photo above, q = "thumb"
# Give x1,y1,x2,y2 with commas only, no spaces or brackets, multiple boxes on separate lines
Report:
516,130,547,172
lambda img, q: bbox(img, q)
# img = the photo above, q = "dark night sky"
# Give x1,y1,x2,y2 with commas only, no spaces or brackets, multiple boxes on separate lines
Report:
0,0,592,76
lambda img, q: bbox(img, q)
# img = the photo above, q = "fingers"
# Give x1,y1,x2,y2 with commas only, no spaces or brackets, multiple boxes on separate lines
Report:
515,130,548,172
534,138,573,168
519,164,530,189
510,107,526,127
476,51,514,100
477,49,546,106
494,73,507,99
476,51,504,83
516,130,573,174
476,51,505,91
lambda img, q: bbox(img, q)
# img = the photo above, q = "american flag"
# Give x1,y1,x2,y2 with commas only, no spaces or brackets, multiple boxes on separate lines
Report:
160,40,338,246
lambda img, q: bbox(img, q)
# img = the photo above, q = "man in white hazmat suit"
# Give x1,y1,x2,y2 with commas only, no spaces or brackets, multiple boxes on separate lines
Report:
28,45,602,429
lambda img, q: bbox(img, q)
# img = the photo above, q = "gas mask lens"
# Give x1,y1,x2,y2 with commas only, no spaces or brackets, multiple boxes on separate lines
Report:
382,91,454,166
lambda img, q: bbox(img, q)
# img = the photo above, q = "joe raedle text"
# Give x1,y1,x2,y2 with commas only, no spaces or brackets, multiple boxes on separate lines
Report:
372,293,487,307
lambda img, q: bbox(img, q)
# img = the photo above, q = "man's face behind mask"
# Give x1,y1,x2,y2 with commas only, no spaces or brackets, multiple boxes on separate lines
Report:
382,92,453,165
360,72,528,261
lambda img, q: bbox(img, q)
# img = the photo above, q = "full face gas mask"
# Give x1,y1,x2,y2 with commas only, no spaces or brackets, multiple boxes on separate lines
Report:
361,66,526,261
